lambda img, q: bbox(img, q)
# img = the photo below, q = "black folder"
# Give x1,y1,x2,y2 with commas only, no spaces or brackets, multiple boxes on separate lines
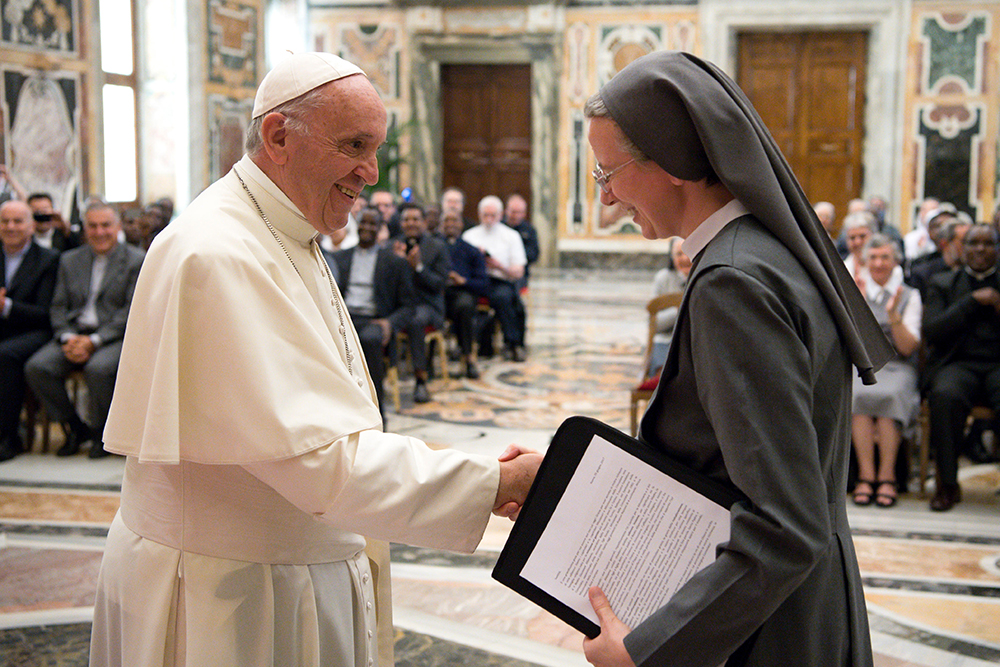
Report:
492,416,744,638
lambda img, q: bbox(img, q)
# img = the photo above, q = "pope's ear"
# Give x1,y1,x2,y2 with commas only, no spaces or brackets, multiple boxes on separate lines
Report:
260,112,291,166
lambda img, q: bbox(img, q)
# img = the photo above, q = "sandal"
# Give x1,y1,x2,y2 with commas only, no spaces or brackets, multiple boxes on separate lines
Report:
852,480,875,506
874,481,898,508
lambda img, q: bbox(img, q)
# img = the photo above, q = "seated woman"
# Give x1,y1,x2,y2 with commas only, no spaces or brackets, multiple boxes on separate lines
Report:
851,234,922,507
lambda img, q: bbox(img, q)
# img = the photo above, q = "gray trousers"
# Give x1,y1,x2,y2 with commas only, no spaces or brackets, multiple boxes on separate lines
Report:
25,339,122,438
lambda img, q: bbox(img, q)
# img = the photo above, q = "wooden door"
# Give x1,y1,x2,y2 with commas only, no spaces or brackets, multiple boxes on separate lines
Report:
441,64,531,214
738,31,867,232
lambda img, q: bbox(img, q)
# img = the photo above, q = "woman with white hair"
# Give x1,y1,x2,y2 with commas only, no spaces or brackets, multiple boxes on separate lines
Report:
851,234,922,507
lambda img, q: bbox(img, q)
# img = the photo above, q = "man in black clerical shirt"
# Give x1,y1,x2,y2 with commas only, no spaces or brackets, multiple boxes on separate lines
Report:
923,223,1000,511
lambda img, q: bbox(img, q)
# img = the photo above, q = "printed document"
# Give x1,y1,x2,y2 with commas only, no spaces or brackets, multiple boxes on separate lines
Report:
520,433,731,628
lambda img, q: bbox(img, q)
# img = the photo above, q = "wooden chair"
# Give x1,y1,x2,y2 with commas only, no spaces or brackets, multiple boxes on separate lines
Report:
917,400,994,496
21,370,87,453
396,325,450,380
630,293,684,436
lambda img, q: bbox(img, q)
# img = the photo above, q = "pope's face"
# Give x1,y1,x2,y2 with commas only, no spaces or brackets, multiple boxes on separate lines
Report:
587,117,679,240
281,76,387,236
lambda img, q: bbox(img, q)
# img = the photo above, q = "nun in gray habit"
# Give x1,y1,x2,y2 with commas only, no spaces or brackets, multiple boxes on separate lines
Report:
587,51,893,667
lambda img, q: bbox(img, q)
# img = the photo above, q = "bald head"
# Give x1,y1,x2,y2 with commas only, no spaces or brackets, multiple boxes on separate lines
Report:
0,199,35,253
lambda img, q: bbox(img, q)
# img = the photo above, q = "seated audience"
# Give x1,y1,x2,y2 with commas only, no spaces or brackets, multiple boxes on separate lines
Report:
851,235,921,507
908,210,971,297
463,195,527,361
649,237,691,376
25,200,144,458
813,201,836,241
504,193,539,344
905,196,942,261
425,203,443,239
922,223,1000,511
27,192,80,252
328,209,414,416
835,198,871,257
441,210,489,379
370,189,401,238
441,186,476,231
0,200,60,461
504,193,539,289
868,194,905,253
842,210,877,288
393,202,450,403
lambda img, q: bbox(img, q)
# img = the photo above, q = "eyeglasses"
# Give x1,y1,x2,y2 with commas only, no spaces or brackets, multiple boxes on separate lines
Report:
592,158,636,193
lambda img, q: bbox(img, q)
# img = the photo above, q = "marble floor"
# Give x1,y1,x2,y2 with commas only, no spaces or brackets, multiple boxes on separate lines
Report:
1,268,999,666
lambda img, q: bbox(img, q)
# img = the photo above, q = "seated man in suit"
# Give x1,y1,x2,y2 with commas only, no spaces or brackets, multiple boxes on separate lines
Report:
393,202,450,403
25,200,144,458
328,208,415,416
0,200,60,460
923,223,1000,511
908,212,971,298
441,209,489,379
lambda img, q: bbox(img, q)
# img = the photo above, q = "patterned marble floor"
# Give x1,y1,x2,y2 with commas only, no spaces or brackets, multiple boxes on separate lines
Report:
1,269,998,666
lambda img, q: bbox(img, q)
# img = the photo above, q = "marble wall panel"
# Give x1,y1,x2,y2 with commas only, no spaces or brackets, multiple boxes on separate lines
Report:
906,5,1000,224
559,9,698,245
0,0,77,55
208,94,253,182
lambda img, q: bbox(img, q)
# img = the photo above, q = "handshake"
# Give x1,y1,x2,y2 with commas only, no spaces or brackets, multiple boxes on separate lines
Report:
492,444,543,521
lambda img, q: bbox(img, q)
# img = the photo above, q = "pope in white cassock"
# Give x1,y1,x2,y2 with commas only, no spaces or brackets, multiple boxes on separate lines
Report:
89,53,541,667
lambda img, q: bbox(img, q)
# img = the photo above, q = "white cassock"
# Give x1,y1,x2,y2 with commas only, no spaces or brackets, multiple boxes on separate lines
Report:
90,155,499,667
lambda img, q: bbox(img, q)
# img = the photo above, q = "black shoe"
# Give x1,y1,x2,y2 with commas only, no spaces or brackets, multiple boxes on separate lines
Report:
930,483,961,512
413,382,431,404
512,346,527,362
0,437,23,462
465,361,480,379
56,424,91,457
88,442,111,459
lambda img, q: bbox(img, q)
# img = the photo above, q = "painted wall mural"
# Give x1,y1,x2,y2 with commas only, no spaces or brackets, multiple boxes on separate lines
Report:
1,0,76,54
2,68,80,217
208,0,258,87
339,23,401,101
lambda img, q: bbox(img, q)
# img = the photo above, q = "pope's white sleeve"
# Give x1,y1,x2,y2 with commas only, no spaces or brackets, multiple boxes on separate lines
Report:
243,429,500,554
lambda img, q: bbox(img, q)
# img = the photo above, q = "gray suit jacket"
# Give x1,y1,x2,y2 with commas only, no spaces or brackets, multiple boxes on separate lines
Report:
50,242,145,346
633,216,872,667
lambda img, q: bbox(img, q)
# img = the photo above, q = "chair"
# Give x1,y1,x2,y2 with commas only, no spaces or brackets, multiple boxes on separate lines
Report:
630,293,684,436
917,400,994,496
21,369,86,454
396,325,450,380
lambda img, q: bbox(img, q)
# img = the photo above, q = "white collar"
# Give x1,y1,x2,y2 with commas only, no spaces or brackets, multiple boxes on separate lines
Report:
681,199,751,260
865,265,904,301
235,155,317,246
966,264,998,281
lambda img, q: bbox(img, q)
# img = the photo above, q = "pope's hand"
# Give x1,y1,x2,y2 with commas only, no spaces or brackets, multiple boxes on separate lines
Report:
493,444,542,520
583,587,635,667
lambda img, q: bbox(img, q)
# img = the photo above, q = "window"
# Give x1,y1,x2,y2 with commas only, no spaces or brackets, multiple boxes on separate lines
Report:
99,0,138,204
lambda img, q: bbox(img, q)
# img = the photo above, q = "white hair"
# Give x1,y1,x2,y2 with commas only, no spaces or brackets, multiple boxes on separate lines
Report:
478,195,503,215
